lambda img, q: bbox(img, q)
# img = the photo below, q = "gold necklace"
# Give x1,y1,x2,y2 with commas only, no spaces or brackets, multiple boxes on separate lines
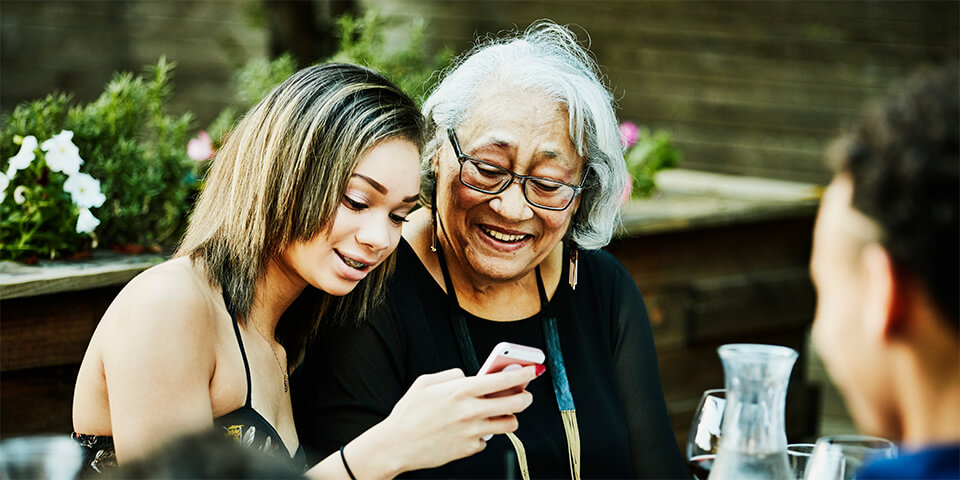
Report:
252,322,288,393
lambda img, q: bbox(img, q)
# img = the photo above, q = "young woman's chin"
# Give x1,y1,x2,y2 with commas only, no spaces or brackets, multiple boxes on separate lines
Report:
313,262,372,296
313,277,362,297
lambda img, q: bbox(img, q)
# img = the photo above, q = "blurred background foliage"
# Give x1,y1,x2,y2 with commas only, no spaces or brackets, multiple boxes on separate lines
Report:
206,9,453,149
0,59,191,260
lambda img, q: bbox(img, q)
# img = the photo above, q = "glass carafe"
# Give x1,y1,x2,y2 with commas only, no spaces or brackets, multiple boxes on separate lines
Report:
707,344,798,480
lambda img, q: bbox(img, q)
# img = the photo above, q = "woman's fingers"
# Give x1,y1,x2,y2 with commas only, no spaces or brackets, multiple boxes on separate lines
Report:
480,414,521,437
412,367,465,387
460,365,539,397
380,366,539,472
474,390,533,418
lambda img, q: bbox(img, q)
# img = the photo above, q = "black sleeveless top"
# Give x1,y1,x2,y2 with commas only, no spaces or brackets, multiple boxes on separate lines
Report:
73,309,307,474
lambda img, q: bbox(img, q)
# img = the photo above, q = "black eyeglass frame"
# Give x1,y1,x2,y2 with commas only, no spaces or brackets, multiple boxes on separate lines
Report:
446,128,587,211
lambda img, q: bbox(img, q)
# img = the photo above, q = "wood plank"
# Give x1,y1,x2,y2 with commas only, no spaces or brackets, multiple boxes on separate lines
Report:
605,28,951,63
0,252,163,300
685,268,816,343
655,170,823,201
626,118,831,157
619,92,859,133
612,66,886,110
371,0,959,29
0,287,117,371
620,195,819,237
666,141,832,184
0,366,79,436
641,289,688,351
610,217,816,293
619,188,820,237
574,1,959,42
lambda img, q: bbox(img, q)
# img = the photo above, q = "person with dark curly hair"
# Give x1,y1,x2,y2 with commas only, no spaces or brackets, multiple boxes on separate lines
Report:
810,64,959,479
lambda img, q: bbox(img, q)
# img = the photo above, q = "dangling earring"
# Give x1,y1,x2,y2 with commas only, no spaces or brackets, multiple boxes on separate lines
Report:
430,211,438,253
568,241,579,290
430,183,438,253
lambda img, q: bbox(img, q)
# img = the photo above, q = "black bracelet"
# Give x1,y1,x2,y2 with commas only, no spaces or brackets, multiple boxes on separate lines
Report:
339,445,357,480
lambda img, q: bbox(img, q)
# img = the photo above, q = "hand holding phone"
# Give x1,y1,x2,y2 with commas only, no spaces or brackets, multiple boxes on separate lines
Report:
476,342,546,440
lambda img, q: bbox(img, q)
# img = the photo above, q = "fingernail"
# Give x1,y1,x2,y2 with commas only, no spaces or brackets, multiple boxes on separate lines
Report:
534,364,546,377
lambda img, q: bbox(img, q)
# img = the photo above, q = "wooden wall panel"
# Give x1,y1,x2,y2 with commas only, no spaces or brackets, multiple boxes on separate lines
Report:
4,1,955,181
608,214,822,445
1,0,268,127
361,0,959,183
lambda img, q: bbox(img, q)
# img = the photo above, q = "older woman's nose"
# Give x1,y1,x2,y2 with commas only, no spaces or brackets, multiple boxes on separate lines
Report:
489,181,534,221
356,218,392,251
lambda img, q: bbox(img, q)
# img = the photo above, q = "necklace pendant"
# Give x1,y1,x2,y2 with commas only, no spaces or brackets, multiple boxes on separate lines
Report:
283,374,289,393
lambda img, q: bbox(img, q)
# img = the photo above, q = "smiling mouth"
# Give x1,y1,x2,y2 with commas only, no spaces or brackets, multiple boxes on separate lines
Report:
480,226,530,243
336,250,372,270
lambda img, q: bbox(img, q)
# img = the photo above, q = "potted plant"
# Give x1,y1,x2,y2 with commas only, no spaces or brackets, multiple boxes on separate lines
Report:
0,58,194,262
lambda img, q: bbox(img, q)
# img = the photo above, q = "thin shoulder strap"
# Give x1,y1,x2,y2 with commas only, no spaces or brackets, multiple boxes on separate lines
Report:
226,298,253,408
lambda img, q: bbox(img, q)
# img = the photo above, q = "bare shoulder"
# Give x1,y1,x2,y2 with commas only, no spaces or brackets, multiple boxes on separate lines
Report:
96,257,224,350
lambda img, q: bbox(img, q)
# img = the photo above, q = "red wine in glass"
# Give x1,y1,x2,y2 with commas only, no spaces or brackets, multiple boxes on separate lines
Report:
687,454,716,480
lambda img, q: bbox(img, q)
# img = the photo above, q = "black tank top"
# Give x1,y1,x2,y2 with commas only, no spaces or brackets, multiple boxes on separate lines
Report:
73,309,307,474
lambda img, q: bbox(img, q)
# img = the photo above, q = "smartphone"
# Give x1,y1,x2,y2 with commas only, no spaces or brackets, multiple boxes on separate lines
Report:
477,341,546,376
476,342,545,441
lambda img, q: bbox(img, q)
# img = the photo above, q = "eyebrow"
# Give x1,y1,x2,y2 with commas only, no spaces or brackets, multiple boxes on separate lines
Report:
475,135,565,163
352,173,418,203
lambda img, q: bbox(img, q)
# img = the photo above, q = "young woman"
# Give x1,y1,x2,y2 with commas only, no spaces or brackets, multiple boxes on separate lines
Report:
72,63,538,478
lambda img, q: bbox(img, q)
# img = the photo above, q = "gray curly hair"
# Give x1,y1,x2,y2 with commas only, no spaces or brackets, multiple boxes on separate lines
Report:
420,20,626,250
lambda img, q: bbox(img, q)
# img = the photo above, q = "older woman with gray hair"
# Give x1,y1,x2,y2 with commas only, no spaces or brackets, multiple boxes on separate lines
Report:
292,21,687,479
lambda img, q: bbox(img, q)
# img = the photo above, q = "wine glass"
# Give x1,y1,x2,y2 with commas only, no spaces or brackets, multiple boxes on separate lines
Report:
802,435,897,480
685,389,726,480
787,443,816,479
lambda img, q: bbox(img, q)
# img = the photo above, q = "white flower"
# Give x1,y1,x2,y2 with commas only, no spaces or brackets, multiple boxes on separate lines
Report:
63,172,106,209
5,165,16,179
40,130,84,175
13,185,28,205
8,135,38,173
0,171,9,203
75,207,101,234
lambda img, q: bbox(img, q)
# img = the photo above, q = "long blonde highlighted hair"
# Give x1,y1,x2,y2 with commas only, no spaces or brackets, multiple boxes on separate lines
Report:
176,63,425,369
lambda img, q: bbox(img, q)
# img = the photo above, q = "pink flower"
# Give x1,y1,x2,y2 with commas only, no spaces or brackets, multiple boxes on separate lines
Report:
619,175,633,205
187,131,215,161
619,121,639,148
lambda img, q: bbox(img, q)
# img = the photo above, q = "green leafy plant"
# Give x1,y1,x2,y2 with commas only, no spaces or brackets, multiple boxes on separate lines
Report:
619,121,682,199
330,10,453,101
197,9,452,152
0,58,194,261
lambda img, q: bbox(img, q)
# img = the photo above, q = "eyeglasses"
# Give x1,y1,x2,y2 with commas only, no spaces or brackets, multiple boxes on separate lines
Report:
447,128,587,211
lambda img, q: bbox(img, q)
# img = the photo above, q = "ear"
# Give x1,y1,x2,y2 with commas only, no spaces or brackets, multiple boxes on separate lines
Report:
570,195,583,217
860,243,905,340
431,149,441,176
